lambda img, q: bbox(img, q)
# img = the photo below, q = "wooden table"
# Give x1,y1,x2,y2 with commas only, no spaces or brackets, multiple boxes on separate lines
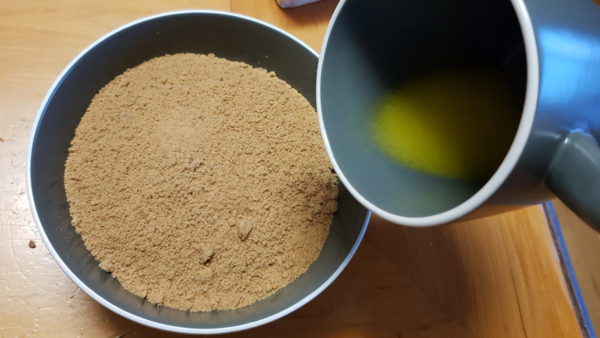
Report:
0,1,591,337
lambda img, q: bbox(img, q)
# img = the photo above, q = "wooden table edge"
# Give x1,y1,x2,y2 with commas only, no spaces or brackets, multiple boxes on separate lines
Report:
545,202,596,337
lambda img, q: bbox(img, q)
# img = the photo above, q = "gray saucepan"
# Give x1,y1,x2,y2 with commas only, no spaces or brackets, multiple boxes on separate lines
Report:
27,10,370,334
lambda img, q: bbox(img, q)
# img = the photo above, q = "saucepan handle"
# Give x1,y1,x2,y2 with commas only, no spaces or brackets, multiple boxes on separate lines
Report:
546,130,600,230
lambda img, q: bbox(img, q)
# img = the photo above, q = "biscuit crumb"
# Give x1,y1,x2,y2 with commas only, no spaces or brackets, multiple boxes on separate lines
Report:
64,53,337,312
199,247,214,264
238,220,254,241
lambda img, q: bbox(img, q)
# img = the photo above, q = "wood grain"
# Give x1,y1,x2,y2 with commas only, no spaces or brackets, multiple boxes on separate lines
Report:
231,0,339,52
554,199,600,333
0,0,585,337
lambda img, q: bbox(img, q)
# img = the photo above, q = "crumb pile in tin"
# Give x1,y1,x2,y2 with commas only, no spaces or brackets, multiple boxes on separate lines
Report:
64,53,338,311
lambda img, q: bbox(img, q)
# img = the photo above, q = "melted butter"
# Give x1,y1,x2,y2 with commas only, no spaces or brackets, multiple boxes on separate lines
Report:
371,67,521,180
